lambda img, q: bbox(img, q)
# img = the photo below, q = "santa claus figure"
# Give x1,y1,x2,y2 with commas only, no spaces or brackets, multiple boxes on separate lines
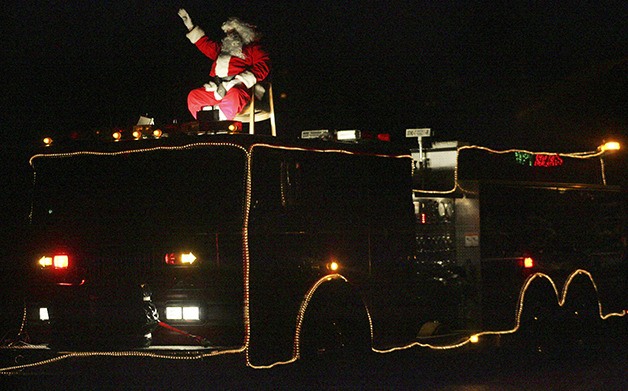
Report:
178,9,270,121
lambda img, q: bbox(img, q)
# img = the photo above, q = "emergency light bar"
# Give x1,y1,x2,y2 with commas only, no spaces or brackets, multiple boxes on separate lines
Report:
336,130,360,141
301,129,330,139
406,128,431,138
301,129,390,142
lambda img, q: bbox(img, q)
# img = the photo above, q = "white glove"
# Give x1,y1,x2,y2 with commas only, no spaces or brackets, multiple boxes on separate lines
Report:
178,8,194,31
214,79,242,100
224,79,242,91
204,81,217,92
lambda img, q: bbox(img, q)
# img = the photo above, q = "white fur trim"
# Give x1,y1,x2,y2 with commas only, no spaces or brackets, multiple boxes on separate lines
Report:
235,71,257,88
215,54,231,77
186,26,205,44
221,18,258,45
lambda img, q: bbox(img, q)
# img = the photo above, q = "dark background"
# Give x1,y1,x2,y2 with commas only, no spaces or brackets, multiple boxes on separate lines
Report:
0,4,625,384
0,1,626,258
1,1,625,145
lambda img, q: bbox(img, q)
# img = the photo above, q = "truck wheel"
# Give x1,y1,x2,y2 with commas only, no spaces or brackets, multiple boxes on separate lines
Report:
516,281,560,353
562,279,602,348
298,281,371,361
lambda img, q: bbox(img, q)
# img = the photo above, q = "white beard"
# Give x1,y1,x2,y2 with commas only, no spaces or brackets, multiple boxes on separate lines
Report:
221,32,245,59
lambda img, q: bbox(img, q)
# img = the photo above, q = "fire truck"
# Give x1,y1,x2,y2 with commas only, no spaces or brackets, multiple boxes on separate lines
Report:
19,125,625,367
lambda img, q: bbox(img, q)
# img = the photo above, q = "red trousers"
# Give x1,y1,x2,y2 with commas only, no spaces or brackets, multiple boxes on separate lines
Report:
187,85,252,120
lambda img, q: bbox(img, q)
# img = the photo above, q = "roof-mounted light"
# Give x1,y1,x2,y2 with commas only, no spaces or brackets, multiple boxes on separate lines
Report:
598,141,620,153
301,129,330,140
336,130,361,141
377,133,391,142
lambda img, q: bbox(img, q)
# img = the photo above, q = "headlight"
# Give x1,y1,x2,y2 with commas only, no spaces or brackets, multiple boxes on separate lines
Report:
165,306,200,321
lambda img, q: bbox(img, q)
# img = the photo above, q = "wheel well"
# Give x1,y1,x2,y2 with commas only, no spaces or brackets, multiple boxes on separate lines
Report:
295,276,372,359
562,272,601,316
517,275,562,328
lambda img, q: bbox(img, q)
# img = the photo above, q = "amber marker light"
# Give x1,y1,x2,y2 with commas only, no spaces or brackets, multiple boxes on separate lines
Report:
327,261,339,272
43,137,53,146
38,256,53,268
132,130,143,140
153,129,163,138
181,252,197,265
598,141,620,152
112,131,122,141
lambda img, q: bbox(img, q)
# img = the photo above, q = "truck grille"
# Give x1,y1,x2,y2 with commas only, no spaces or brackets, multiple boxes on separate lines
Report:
83,255,159,284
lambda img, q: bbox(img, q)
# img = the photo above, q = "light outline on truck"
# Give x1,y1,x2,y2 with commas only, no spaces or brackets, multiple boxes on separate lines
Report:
414,144,615,196
3,141,623,373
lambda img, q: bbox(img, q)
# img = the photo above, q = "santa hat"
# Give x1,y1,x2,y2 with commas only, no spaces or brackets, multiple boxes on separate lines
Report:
221,17,260,45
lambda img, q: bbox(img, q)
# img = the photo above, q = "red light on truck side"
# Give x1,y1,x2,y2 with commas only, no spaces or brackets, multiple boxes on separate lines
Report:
53,255,69,269
38,254,69,269
523,257,534,269
164,252,197,265
165,253,176,265
377,133,391,142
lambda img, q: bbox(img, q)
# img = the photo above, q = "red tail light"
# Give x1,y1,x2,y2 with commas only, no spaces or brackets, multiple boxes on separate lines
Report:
164,253,176,265
53,255,69,269
522,257,534,269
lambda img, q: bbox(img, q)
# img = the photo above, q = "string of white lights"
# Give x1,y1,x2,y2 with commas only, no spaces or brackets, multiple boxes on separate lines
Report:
244,143,411,368
372,268,626,354
413,144,612,196
5,142,622,373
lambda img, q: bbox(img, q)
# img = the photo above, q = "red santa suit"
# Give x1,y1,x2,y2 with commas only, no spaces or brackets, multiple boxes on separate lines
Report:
185,21,270,120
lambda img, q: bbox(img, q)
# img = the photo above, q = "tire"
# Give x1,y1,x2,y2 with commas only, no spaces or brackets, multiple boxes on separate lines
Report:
299,281,371,361
561,278,603,348
512,280,560,353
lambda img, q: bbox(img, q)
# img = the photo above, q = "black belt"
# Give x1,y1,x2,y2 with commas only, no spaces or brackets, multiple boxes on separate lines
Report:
214,76,235,84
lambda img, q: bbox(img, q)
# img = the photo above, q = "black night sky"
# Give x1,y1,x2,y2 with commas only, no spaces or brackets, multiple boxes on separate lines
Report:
2,1,626,145
0,1,626,240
